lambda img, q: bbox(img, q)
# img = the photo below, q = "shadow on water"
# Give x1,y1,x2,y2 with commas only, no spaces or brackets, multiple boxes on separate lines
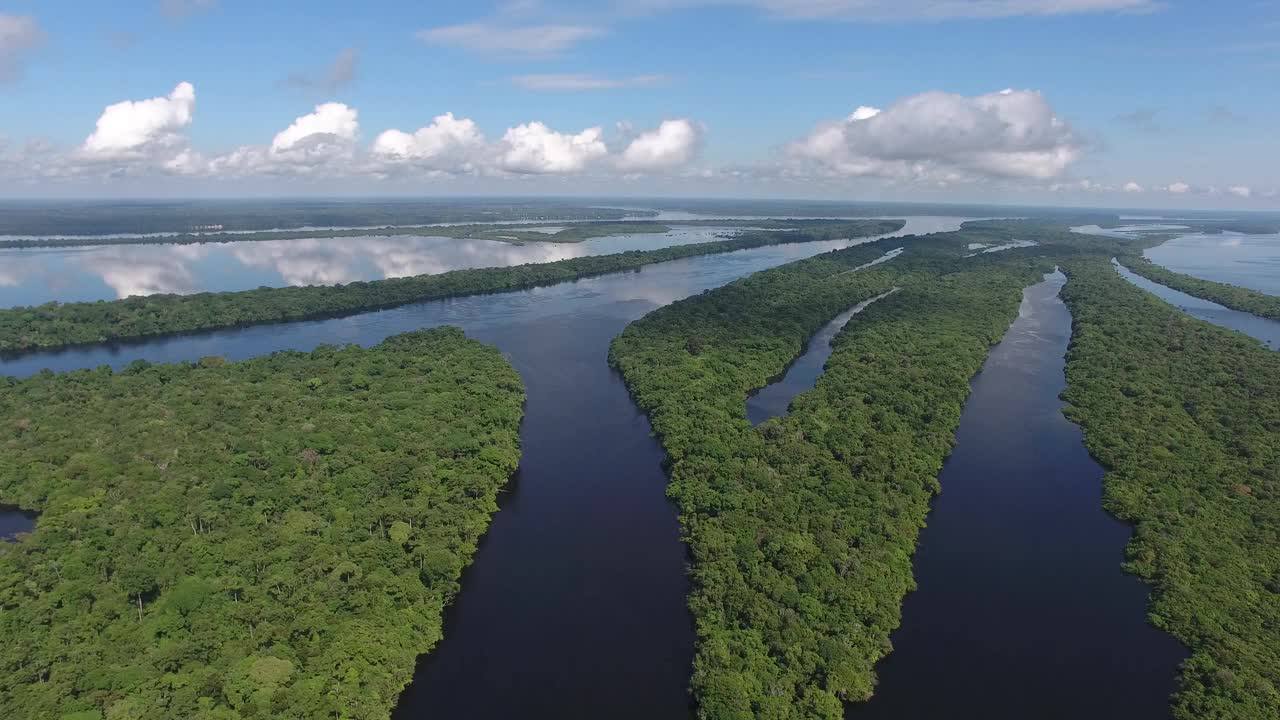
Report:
845,271,1186,720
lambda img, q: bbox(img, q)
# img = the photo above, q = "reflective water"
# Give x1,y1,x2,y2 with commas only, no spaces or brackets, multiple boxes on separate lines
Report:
746,288,899,425
1145,232,1280,295
846,272,1185,720
1114,261,1280,349
0,506,37,541
0,226,740,308
0,216,965,720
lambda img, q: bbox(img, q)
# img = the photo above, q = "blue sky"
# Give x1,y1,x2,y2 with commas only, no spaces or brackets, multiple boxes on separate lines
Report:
0,0,1276,207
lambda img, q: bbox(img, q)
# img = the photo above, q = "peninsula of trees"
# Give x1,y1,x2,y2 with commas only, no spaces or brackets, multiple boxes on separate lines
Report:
0,328,525,719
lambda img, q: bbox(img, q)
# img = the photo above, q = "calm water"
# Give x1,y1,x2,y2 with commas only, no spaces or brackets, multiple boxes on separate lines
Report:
746,288,898,425
1114,261,1280,349
0,506,37,541
0,216,963,719
0,226,741,308
846,272,1185,720
1145,232,1280,295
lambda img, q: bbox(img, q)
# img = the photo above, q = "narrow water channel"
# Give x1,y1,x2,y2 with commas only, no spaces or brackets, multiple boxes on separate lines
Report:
1114,261,1280,349
845,271,1185,720
746,288,898,425
0,216,967,719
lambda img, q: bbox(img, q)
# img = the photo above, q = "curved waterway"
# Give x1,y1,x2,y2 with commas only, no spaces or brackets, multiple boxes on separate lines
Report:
0,216,966,719
746,288,898,425
845,272,1185,720
1114,261,1280,349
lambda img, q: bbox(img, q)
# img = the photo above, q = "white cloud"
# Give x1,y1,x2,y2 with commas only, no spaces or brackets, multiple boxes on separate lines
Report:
618,119,702,170
1123,181,1144,193
0,15,44,83
1228,185,1252,199
621,0,1157,21
417,23,604,57
82,82,196,158
498,122,608,173
271,102,359,153
1166,181,1191,194
788,88,1081,183
371,113,488,172
511,73,669,91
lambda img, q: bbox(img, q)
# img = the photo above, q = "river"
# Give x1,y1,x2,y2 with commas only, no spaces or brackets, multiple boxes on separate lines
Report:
845,272,1185,720
0,216,964,719
1113,261,1280,349
0,506,37,541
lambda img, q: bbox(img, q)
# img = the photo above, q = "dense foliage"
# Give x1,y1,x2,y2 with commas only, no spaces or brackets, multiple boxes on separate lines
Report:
0,220,904,352
0,328,525,719
1059,259,1280,719
1119,253,1280,321
0,199,653,237
0,221,675,250
611,232,1052,718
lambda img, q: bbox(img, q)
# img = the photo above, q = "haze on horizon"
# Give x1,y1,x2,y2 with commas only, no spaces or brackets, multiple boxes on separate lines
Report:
0,0,1276,210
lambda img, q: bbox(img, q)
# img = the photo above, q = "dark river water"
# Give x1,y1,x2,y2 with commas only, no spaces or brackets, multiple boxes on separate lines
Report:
845,272,1185,720
0,506,37,541
746,288,898,425
0,216,962,719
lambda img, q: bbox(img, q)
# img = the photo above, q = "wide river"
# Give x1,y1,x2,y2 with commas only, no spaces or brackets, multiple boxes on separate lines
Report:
0,216,960,718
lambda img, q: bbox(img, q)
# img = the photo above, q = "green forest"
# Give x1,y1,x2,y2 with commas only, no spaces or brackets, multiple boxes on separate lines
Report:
1059,259,1280,719
611,230,1055,718
1118,253,1280,321
0,328,525,719
0,220,902,352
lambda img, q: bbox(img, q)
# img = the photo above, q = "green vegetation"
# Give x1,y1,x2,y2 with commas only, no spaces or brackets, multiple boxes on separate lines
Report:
610,230,1053,719
1060,259,1280,719
0,199,655,237
1119,253,1280,321
0,327,525,719
0,220,903,352
0,221,676,250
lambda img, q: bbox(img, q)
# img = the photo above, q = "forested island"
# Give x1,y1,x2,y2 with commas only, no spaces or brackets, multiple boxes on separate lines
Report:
0,328,525,719
611,223,1280,718
1117,253,1280,321
0,220,903,352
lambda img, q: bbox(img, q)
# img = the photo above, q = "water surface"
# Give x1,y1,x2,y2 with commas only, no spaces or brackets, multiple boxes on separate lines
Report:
1114,262,1280,349
846,272,1184,720
0,216,967,719
0,506,37,541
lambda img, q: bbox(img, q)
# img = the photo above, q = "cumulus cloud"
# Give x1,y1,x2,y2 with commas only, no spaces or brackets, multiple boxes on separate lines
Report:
788,88,1081,183
417,23,604,57
371,113,488,172
1123,181,1144,193
82,82,196,159
1228,185,1252,199
618,119,702,170
1166,181,1191,194
511,73,669,91
271,102,359,153
282,47,359,93
498,122,608,173
0,14,44,83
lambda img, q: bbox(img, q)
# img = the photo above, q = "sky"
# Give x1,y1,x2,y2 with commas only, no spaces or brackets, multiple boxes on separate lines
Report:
0,0,1277,208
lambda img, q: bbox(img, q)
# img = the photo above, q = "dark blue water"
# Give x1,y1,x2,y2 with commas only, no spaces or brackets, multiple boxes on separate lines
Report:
1114,261,1280,350
0,506,37,541
746,288,898,425
0,216,956,720
846,272,1185,720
